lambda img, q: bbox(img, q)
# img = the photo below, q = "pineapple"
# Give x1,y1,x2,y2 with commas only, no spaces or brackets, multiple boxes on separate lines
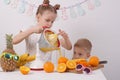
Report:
0,34,18,72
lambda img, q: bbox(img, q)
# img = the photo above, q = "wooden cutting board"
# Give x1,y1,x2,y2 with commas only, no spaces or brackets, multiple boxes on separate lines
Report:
67,64,104,74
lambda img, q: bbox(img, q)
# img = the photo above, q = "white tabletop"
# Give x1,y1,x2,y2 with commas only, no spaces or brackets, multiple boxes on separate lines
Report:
0,69,107,80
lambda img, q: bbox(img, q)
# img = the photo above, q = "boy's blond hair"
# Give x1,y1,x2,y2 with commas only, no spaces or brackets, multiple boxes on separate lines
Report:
74,38,92,53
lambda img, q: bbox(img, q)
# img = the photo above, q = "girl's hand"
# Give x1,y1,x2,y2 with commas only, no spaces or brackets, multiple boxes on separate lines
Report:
32,26,49,34
58,29,72,50
58,29,69,39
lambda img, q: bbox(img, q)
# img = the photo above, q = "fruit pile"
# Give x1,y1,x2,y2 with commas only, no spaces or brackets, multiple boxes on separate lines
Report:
56,56,78,73
43,56,106,74
57,56,100,73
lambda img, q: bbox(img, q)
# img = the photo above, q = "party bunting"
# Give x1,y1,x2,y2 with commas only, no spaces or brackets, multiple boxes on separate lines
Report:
2,0,101,20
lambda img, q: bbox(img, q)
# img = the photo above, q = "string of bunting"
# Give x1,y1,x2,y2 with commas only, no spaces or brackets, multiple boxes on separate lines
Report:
2,0,101,20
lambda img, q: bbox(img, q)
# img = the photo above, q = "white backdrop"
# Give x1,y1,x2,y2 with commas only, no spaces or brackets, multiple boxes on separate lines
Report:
0,0,120,80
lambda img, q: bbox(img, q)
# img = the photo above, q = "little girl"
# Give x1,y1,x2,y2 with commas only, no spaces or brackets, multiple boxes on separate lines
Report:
13,0,72,69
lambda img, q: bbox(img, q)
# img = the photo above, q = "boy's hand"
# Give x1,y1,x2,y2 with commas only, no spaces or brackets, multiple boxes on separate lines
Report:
58,29,69,39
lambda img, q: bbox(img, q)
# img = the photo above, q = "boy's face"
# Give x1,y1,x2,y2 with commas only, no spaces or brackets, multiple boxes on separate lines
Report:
36,10,57,28
72,46,90,59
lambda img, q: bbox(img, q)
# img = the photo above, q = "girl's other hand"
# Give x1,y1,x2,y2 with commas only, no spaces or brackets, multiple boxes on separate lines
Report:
58,29,69,39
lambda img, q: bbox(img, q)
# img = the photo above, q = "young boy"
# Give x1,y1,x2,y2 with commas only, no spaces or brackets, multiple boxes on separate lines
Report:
72,38,92,59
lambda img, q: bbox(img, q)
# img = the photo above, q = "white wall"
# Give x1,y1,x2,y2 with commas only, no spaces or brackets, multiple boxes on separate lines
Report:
0,0,120,80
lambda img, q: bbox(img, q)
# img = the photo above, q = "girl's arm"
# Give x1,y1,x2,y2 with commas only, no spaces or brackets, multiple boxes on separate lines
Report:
58,29,72,50
13,26,43,44
60,37,72,50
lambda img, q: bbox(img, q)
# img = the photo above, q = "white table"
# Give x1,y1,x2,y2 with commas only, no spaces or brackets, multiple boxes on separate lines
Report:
0,69,107,80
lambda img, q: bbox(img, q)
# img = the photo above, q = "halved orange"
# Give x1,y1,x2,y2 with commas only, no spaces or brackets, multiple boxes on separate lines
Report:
20,66,30,75
66,60,76,69
57,63,67,73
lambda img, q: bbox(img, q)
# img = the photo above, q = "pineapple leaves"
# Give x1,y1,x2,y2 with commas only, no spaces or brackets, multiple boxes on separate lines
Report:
6,34,13,49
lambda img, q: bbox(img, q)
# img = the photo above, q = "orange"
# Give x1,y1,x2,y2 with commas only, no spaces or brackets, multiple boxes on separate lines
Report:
20,66,30,75
89,56,99,67
74,59,89,67
57,63,67,73
43,61,54,73
66,60,76,69
78,61,89,67
58,56,68,64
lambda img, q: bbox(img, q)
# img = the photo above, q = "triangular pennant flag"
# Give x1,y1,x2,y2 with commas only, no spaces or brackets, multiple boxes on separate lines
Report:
94,0,101,7
4,0,11,5
11,0,19,8
26,4,34,16
61,7,68,20
18,0,26,13
76,5,85,16
69,7,77,18
87,0,95,10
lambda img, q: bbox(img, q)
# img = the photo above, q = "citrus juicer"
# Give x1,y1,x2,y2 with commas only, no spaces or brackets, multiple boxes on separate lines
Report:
38,29,60,52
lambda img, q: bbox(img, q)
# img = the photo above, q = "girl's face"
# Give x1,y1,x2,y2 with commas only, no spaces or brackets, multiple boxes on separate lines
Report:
72,46,90,59
36,10,57,28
